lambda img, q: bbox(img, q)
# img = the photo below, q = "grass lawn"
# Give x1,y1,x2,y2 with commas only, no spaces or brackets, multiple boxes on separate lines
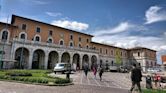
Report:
0,70,71,85
143,89,166,93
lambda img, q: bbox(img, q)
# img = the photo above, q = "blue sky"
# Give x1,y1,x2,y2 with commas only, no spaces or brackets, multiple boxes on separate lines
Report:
0,0,166,64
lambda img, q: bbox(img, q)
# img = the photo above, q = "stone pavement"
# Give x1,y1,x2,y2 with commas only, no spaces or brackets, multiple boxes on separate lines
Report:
0,81,128,93
50,71,144,89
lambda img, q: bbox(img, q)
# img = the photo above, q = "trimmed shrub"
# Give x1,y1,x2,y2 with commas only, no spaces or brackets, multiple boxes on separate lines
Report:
54,78,70,84
6,71,32,76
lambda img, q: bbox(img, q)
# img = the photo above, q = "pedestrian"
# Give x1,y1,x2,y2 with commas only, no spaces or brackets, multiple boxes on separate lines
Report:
98,66,104,81
83,62,89,78
129,63,142,93
92,63,97,78
154,73,161,88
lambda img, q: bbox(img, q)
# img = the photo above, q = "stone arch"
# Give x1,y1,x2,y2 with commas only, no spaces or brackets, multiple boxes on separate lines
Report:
82,54,89,69
73,53,80,70
91,55,97,69
59,39,64,46
0,29,10,42
32,49,45,69
48,51,59,69
33,34,41,42
47,37,53,43
15,47,29,69
61,52,70,63
19,32,27,40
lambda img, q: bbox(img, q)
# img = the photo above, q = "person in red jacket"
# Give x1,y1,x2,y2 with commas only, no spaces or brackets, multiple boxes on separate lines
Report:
154,73,161,88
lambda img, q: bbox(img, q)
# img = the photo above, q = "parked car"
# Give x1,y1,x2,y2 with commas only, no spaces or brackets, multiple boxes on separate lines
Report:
109,65,118,72
147,68,161,73
54,63,73,74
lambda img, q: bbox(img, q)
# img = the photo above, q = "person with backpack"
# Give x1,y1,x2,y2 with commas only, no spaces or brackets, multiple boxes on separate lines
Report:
98,66,104,81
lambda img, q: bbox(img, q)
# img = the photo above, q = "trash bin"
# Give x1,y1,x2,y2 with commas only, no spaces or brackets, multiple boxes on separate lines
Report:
146,75,152,89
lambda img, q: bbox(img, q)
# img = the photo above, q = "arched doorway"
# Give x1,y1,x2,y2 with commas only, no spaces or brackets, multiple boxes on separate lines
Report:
73,53,80,70
82,54,89,69
61,52,70,63
91,55,97,69
15,47,29,69
32,49,45,69
48,51,58,69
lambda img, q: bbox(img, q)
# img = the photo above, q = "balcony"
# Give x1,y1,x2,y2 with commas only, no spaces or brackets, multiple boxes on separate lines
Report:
12,38,99,53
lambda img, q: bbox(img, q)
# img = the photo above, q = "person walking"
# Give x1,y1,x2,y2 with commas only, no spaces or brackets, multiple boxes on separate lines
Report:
98,66,104,81
92,63,98,78
83,62,89,78
129,63,142,93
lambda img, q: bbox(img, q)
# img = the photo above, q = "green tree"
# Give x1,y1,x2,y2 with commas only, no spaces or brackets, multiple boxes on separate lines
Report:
115,48,122,66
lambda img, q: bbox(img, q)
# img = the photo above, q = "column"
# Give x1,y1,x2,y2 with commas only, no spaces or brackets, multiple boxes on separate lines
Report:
58,54,61,63
70,57,73,64
28,52,33,69
80,56,83,69
89,55,91,69
44,53,49,69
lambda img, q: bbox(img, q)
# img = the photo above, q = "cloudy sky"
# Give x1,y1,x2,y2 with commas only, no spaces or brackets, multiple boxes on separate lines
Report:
0,0,166,64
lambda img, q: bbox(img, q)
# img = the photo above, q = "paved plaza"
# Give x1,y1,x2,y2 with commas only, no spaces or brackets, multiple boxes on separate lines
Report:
0,71,147,93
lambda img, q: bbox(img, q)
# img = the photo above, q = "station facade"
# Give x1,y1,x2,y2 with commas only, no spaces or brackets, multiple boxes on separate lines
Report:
0,15,157,72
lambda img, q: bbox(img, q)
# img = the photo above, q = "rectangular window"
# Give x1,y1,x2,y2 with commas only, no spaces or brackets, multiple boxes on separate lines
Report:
87,39,89,43
79,37,81,42
106,49,108,54
22,24,26,30
70,35,73,40
49,30,53,36
138,52,140,57
36,27,40,33
100,48,102,53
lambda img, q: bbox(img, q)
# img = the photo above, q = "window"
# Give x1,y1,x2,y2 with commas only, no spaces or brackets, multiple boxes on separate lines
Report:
79,37,81,42
87,39,89,43
2,31,8,41
20,34,25,39
35,36,40,41
121,52,123,56
70,42,73,47
22,24,26,30
78,44,81,48
49,30,53,36
36,27,40,33
86,45,89,49
111,50,113,55
48,38,52,43
70,34,73,40
138,52,140,57
60,40,64,45
106,49,108,54
100,48,102,53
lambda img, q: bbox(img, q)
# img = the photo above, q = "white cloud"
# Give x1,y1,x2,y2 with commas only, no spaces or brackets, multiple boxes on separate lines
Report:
94,22,133,36
145,6,166,24
46,12,62,17
32,0,48,5
93,22,147,36
164,32,166,36
51,20,89,31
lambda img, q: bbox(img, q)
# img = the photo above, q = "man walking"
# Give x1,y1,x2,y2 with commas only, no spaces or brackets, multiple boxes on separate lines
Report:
83,62,89,78
129,63,142,93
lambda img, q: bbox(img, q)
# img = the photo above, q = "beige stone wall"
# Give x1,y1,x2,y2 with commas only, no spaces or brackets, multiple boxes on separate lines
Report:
11,16,92,48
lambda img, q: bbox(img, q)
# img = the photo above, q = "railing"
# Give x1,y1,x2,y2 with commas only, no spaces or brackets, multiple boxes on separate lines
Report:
12,38,99,53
